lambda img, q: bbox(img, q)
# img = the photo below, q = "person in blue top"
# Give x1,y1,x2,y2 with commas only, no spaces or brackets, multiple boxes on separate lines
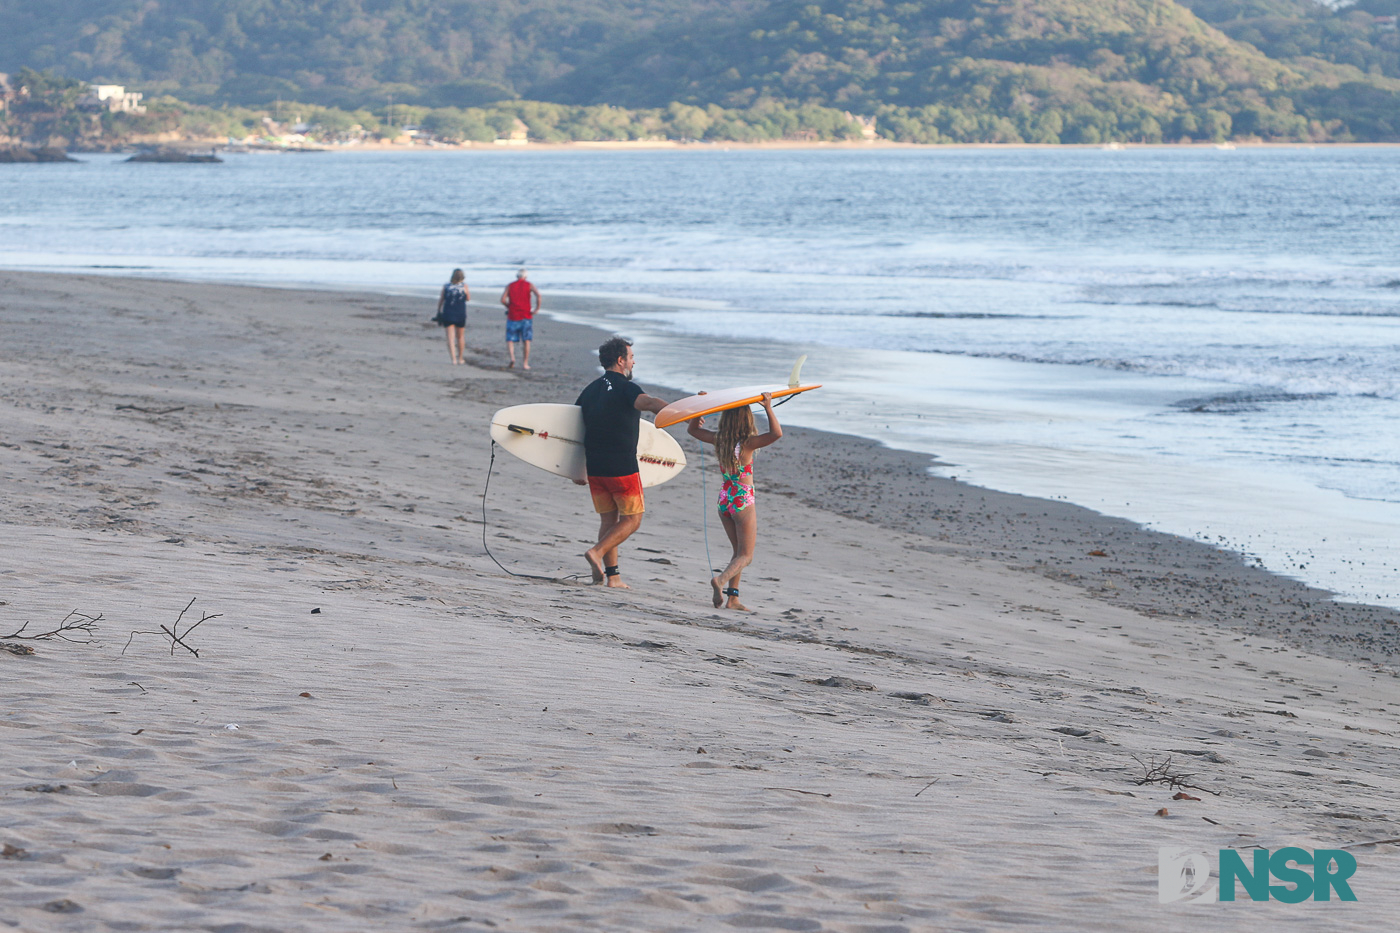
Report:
435,269,470,365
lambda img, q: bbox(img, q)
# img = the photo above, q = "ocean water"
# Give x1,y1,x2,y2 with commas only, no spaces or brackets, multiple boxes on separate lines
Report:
3,147,1399,605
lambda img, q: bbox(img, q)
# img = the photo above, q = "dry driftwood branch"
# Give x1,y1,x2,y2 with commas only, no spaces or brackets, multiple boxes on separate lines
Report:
122,598,221,658
115,400,183,411
2,610,101,643
1342,837,1400,850
1130,754,1221,796
763,787,833,798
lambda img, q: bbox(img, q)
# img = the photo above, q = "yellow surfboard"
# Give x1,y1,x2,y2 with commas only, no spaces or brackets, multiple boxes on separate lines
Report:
655,356,821,429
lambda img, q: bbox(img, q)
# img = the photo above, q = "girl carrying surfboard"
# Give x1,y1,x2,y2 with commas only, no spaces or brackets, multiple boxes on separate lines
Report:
687,392,783,611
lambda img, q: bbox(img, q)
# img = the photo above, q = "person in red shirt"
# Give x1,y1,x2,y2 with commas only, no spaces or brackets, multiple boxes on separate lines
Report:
500,268,541,370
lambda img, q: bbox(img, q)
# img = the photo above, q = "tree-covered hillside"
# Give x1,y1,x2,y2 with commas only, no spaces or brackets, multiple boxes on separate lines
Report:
3,0,1400,141
1182,0,1400,77
0,0,755,106
546,0,1400,141
553,0,1296,108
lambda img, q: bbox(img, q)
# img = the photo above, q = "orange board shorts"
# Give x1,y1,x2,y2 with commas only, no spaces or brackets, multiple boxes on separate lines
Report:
588,473,644,516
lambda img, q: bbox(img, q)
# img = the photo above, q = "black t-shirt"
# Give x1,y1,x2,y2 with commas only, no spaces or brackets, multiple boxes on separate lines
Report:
575,370,644,477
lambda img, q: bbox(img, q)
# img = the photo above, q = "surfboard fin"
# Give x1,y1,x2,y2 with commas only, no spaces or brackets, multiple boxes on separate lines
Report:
506,424,536,436
788,355,807,389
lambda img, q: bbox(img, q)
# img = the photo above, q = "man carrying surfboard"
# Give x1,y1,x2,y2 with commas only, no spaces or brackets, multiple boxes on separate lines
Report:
575,337,670,588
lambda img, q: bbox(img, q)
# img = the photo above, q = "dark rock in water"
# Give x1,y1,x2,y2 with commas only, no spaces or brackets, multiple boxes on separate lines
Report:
126,150,222,163
0,147,77,163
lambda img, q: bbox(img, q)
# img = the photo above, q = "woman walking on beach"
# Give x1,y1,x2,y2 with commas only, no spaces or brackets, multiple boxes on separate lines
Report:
687,392,782,611
436,269,470,365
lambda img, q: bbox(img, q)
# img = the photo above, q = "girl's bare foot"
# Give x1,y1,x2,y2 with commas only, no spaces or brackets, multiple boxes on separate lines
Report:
726,596,751,612
710,577,724,608
605,576,630,589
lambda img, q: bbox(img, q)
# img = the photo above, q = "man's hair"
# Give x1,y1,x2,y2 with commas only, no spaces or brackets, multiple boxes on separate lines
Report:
516,268,528,278
598,336,633,369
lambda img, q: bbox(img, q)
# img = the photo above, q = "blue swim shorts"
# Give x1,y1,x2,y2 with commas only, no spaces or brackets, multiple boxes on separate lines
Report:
505,318,533,342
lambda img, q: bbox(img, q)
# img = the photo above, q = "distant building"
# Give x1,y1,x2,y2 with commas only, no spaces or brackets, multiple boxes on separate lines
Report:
79,85,146,114
846,112,879,141
1376,15,1398,31
0,72,22,113
495,118,529,146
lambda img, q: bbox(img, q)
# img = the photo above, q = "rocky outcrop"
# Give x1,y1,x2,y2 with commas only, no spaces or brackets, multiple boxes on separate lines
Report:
0,147,76,162
125,149,221,162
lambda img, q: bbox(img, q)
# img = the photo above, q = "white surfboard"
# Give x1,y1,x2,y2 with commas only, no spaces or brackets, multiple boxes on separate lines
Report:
489,403,686,487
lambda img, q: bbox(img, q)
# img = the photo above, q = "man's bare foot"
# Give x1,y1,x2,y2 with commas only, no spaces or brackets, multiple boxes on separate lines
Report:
710,577,724,608
605,576,630,589
726,596,751,612
584,550,604,584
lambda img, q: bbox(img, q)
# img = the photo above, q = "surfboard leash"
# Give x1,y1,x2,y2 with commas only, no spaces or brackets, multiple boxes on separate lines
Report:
700,442,715,575
481,441,585,583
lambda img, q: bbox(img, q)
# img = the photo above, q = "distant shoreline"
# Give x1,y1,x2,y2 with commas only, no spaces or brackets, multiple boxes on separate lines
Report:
61,138,1400,154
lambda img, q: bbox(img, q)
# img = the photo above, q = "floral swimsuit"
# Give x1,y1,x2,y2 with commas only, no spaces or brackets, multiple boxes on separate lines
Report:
717,443,755,515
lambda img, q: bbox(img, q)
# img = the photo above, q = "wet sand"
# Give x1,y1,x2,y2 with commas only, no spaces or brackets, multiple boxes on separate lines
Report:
2,271,1398,930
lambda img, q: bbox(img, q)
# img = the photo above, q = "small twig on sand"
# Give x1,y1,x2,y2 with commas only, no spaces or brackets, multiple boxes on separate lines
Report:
1131,754,1221,796
2,611,101,644
914,778,941,797
123,598,221,658
115,400,183,411
763,787,833,798
1343,837,1400,849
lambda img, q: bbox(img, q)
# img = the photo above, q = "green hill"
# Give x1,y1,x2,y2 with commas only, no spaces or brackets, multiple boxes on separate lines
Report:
545,0,1400,141
0,0,754,107
1183,0,1400,77
3,0,1400,141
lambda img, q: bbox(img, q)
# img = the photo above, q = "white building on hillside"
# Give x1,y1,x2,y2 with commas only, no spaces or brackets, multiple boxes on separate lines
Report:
80,85,146,114
846,112,879,141
495,118,529,145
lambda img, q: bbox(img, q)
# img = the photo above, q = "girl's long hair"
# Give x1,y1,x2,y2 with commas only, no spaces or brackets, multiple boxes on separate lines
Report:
450,268,465,284
714,406,756,473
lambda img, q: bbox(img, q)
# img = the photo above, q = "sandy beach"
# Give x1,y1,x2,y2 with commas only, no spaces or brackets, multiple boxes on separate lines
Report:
3,270,1399,930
